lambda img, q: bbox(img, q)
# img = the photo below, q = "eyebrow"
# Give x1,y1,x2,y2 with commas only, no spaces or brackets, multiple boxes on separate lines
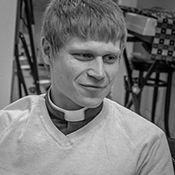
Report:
68,48,121,56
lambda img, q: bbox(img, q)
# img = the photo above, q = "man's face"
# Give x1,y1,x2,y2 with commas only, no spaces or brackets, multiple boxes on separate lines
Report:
47,37,121,110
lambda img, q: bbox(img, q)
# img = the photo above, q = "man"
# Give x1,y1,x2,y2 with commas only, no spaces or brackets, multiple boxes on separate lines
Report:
0,0,174,174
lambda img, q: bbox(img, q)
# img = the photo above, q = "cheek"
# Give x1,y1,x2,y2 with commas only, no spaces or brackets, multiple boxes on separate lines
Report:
107,65,119,82
66,59,86,76
60,60,82,84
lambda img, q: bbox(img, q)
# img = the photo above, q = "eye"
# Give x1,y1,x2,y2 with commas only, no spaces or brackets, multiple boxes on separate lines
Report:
103,54,120,64
72,53,94,61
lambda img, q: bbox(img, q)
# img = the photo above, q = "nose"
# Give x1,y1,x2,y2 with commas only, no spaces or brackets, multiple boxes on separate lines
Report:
87,57,105,80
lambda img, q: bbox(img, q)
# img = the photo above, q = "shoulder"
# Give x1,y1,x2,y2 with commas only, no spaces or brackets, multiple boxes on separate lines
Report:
103,98,165,148
102,99,173,173
0,94,46,137
2,94,45,113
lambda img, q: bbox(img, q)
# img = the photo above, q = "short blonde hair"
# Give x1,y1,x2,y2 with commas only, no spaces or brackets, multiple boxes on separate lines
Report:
41,0,127,55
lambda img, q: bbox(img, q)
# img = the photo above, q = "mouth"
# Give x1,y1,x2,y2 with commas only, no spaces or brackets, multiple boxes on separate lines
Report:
79,84,106,90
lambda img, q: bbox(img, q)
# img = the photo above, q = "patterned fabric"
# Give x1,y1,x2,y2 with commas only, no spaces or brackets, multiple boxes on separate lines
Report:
141,7,175,19
120,5,175,20
119,5,141,15
151,17,175,63
120,5,175,63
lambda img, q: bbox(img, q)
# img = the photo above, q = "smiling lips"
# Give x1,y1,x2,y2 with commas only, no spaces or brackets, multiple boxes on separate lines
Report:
80,84,106,90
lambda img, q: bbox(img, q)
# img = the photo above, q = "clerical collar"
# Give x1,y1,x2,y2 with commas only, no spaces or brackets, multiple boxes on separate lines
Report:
45,88,103,122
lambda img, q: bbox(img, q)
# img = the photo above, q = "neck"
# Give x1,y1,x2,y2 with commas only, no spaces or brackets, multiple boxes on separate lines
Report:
50,88,83,110
45,88,104,134
45,88,103,122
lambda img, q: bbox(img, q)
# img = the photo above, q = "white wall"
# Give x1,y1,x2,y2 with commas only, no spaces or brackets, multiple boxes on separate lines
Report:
0,1,17,109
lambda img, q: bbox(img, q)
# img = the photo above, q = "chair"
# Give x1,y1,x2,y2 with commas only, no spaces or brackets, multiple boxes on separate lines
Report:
123,25,175,137
121,6,175,136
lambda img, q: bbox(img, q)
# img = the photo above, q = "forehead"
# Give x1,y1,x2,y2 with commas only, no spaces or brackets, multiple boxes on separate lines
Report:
62,37,121,54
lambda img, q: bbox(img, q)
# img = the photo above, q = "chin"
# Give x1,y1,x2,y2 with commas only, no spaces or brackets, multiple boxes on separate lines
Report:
78,97,104,108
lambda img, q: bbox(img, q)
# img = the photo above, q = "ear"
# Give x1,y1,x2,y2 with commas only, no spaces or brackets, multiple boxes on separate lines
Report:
40,37,52,65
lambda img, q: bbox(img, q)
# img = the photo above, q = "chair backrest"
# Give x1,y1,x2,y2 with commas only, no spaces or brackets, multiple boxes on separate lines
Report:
167,137,175,171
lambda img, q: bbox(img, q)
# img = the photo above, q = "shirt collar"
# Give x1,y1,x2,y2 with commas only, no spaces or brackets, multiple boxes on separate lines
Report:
45,88,103,122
